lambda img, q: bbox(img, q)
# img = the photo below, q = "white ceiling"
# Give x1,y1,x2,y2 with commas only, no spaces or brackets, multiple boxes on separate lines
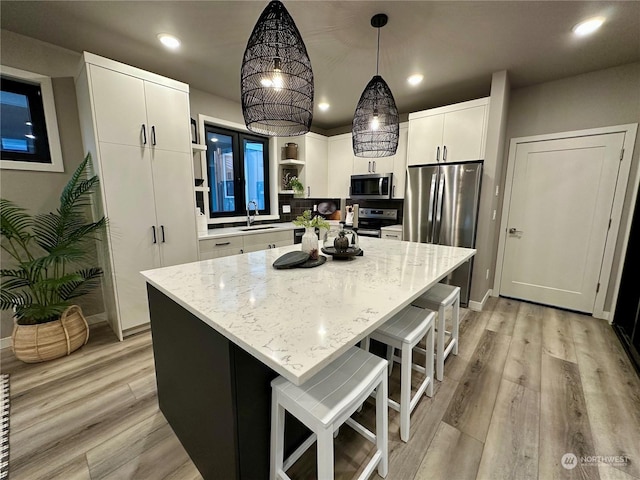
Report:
2,1,639,131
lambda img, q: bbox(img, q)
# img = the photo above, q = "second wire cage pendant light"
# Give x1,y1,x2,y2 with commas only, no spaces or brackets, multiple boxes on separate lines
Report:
352,13,399,157
241,0,314,137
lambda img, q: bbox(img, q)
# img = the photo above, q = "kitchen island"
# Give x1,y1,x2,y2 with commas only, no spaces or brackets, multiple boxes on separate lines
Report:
141,237,475,479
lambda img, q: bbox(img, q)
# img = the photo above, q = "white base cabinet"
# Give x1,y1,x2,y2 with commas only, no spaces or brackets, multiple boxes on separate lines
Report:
199,230,293,259
76,52,198,338
408,98,489,166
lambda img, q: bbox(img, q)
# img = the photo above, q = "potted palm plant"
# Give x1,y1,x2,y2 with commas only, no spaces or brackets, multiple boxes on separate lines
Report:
0,154,106,363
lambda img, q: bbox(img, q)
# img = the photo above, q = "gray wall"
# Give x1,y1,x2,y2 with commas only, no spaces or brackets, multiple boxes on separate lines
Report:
496,62,640,312
0,31,99,338
470,71,510,305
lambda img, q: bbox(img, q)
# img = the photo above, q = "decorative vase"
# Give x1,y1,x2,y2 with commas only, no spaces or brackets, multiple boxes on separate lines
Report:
334,230,350,252
12,305,89,363
301,227,317,256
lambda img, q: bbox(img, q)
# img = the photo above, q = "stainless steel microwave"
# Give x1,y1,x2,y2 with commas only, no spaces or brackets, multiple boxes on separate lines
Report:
350,173,393,200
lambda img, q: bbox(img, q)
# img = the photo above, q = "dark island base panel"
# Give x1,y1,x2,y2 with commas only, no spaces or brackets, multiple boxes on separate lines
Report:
147,285,309,480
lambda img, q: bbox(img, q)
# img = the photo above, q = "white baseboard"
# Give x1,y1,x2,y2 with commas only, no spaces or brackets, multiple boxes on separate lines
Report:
469,289,492,311
593,310,611,323
86,312,108,325
0,336,12,350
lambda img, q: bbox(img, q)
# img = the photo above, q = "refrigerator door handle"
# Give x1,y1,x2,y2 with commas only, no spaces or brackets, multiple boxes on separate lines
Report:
427,173,438,243
435,175,445,243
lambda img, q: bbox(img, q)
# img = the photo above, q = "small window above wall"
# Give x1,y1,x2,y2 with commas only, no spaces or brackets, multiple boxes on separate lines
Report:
1,66,64,172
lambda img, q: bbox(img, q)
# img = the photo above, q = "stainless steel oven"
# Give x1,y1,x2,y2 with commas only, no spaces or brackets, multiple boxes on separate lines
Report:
356,208,399,238
350,173,393,200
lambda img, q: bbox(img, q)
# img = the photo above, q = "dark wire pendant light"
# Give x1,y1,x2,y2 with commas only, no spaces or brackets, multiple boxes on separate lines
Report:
241,0,314,137
352,13,399,157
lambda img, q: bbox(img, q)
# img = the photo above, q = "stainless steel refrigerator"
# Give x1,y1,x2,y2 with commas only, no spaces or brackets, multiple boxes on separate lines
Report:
403,161,483,306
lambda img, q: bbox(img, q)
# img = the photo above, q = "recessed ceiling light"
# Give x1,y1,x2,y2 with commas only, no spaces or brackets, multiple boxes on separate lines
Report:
407,74,424,86
157,33,181,49
573,17,605,36
318,102,330,111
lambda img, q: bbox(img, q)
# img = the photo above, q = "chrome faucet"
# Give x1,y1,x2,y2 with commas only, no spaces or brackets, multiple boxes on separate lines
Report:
247,200,259,227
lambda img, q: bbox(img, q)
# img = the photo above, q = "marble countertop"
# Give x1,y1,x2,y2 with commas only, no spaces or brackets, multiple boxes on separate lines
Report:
141,237,475,385
198,222,298,240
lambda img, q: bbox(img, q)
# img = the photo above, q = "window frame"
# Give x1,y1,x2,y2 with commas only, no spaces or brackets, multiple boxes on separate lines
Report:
0,66,64,172
204,123,271,219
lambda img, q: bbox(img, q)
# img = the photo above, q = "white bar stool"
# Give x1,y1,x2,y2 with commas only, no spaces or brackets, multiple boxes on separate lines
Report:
412,282,460,381
364,305,435,443
270,346,388,480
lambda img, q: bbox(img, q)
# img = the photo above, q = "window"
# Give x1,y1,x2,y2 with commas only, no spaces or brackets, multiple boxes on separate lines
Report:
0,66,63,172
205,124,270,218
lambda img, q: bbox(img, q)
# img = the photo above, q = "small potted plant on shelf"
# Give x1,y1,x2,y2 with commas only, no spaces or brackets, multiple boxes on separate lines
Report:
293,210,329,258
289,176,304,198
0,153,107,363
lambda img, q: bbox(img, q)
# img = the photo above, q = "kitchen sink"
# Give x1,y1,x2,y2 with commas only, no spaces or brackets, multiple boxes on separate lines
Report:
239,225,277,231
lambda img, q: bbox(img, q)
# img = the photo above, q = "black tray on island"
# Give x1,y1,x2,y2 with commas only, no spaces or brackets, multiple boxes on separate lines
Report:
321,246,363,259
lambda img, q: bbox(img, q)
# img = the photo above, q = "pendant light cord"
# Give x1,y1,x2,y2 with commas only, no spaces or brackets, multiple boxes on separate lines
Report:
376,27,380,76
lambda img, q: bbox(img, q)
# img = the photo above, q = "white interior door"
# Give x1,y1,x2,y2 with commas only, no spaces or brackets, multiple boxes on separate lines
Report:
500,132,625,313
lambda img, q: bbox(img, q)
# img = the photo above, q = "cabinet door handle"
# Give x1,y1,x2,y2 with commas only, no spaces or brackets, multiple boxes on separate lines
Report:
436,146,440,162
368,161,371,173
307,186,310,198
142,124,147,145
160,225,165,243
387,234,399,238
215,241,231,246
443,145,447,162
373,160,376,172
151,226,157,244
268,244,272,249
393,185,396,198
151,126,157,146
240,249,244,254
272,244,276,248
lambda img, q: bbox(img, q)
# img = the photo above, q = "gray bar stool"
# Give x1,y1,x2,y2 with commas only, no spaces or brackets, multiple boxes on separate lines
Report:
364,305,435,442
270,346,389,480
412,282,460,381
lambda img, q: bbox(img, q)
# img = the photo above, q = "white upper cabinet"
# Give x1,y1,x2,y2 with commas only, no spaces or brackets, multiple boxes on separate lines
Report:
407,114,443,165
327,133,353,198
144,81,191,153
392,124,408,199
408,98,489,166
441,105,487,162
89,65,147,147
302,133,328,198
89,64,191,154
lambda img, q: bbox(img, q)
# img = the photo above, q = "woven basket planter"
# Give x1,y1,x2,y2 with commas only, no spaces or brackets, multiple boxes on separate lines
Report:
11,305,90,363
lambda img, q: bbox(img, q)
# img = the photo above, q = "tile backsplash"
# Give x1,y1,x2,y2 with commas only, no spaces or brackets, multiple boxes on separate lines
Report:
277,196,342,222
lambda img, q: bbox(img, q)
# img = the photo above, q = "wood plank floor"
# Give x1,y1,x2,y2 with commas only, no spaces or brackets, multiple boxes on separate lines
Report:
2,297,639,480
